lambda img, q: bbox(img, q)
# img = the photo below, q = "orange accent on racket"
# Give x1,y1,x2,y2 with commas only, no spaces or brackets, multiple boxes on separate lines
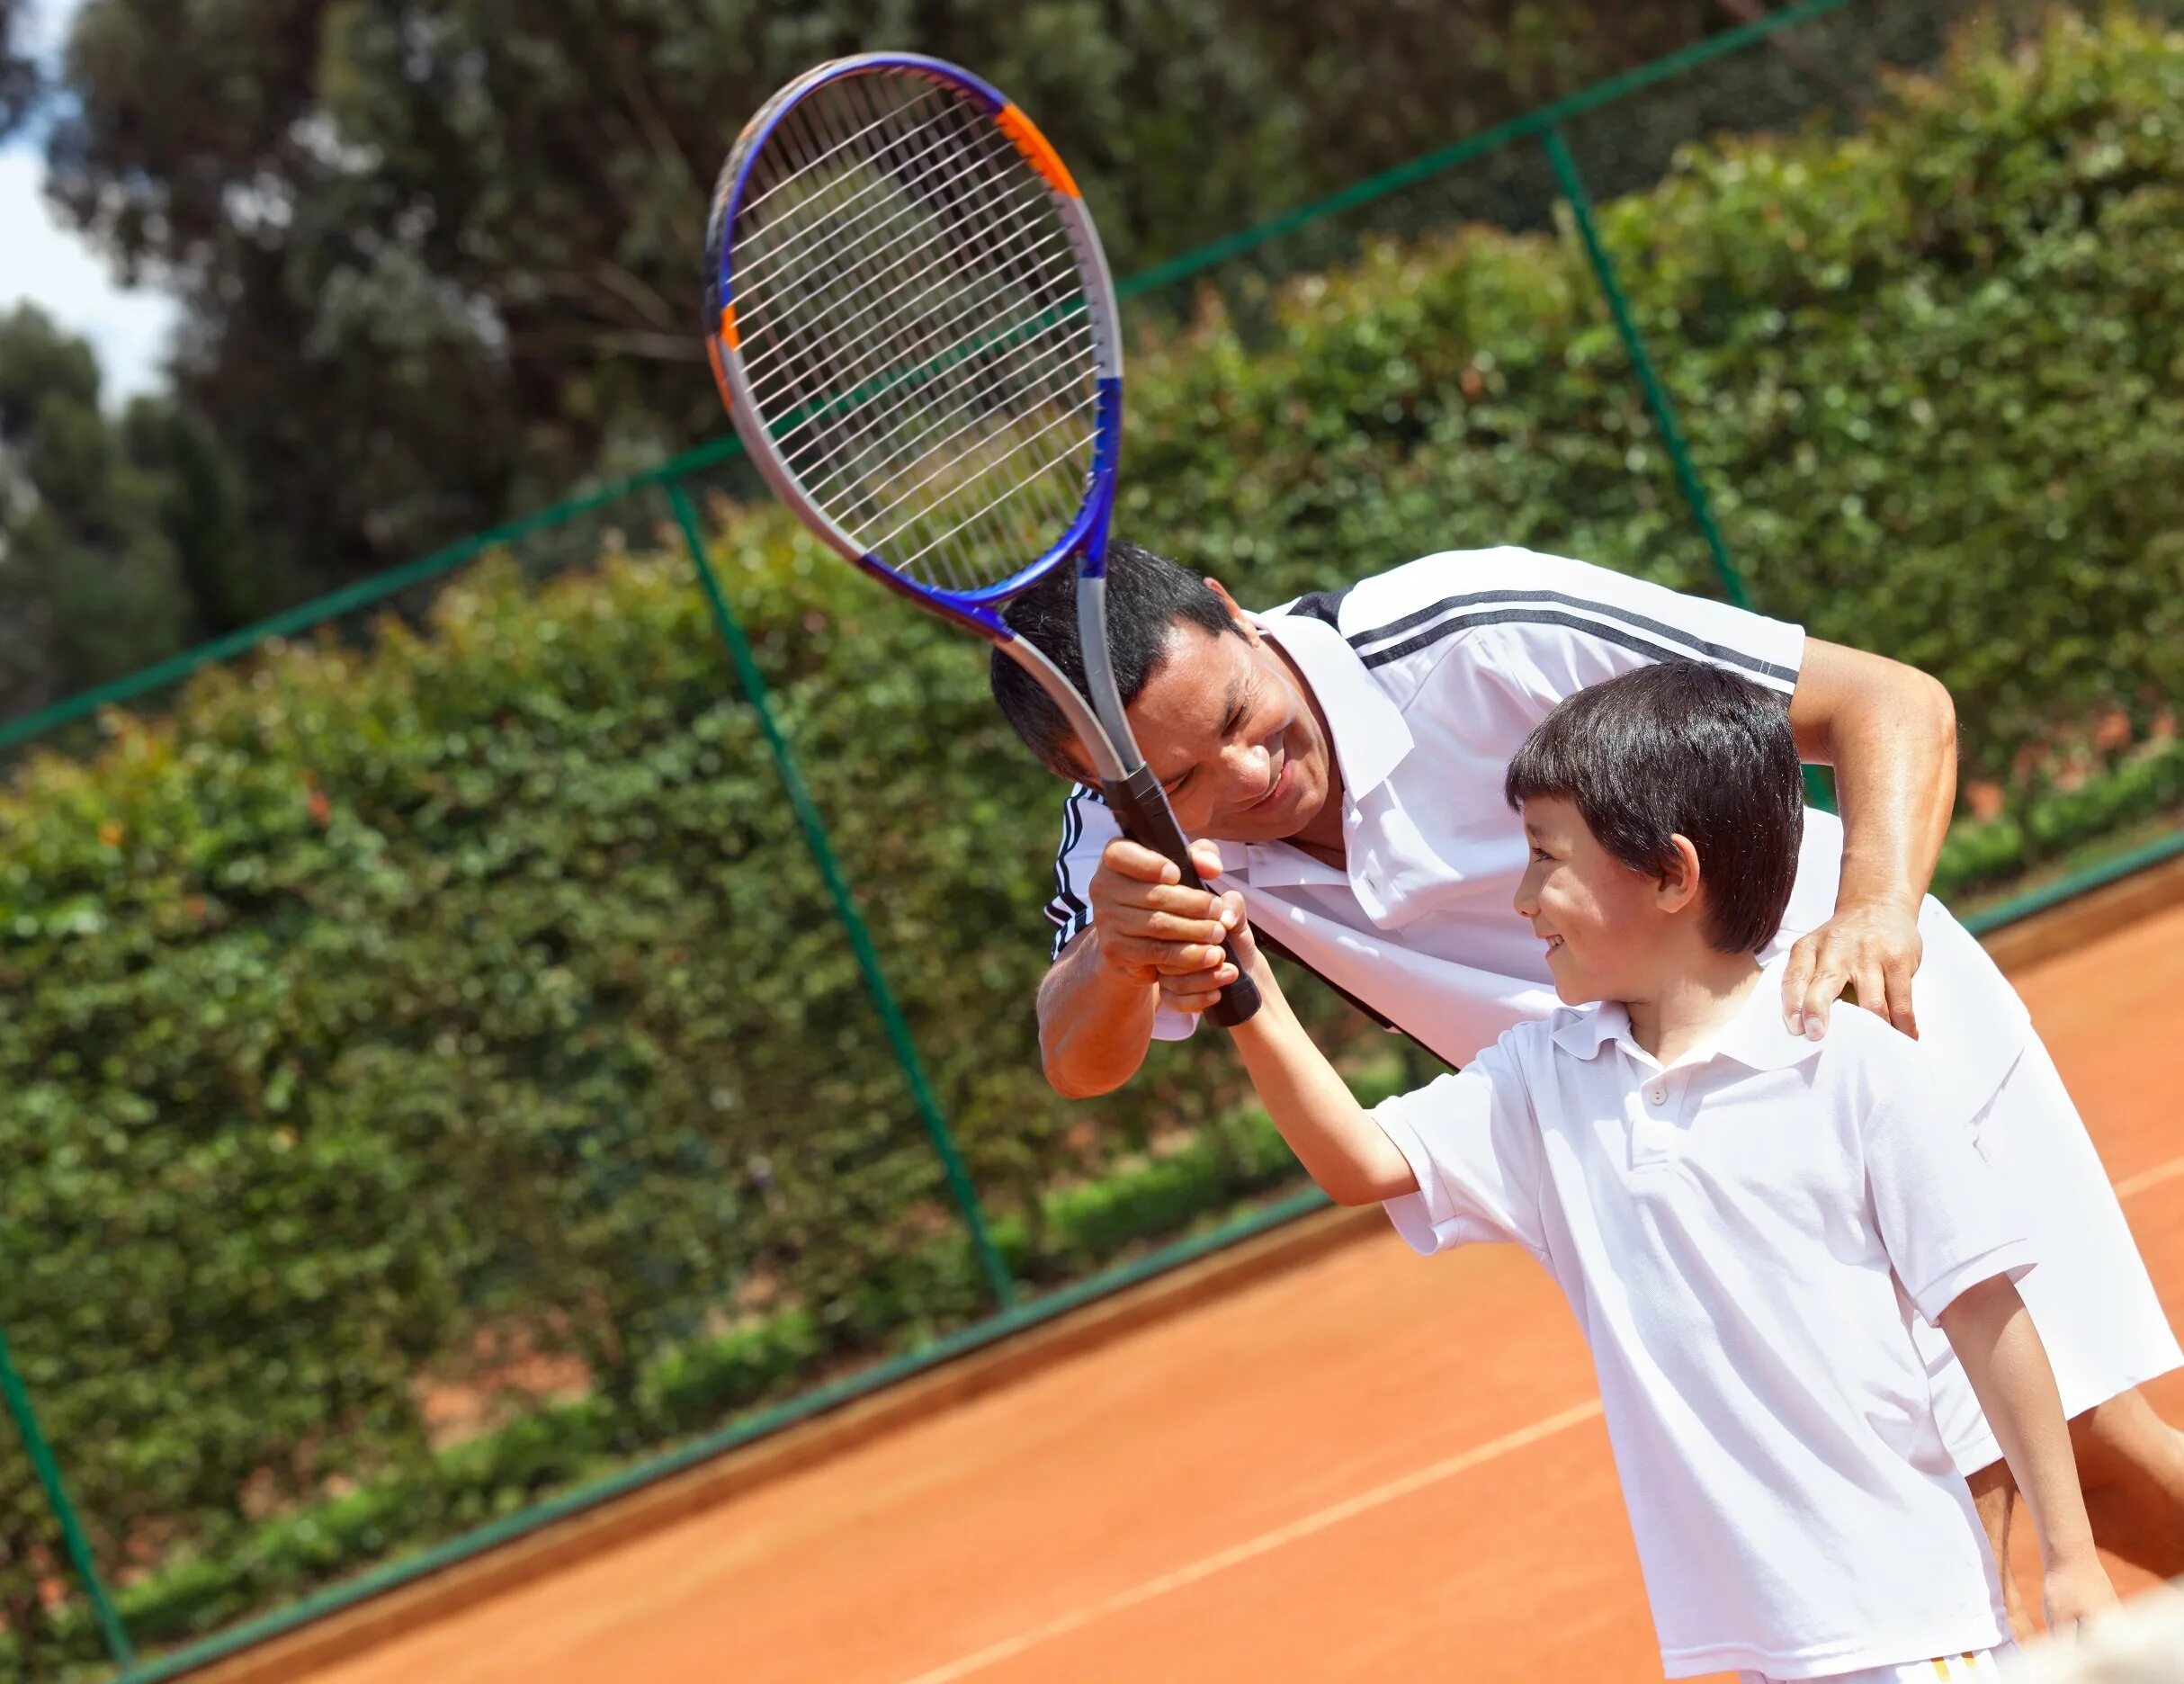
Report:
997,104,1080,199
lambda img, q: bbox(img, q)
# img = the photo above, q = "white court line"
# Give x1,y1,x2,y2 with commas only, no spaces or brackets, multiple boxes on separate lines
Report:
891,1151,2184,1684
894,1400,1604,1684
2114,1151,2184,1202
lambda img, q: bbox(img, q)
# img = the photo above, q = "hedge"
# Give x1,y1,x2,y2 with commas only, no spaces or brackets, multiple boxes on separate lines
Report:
1114,6,2184,778
4,8,2181,1672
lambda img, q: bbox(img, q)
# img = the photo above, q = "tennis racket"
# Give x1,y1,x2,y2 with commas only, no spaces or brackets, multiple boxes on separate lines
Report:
703,53,1258,1026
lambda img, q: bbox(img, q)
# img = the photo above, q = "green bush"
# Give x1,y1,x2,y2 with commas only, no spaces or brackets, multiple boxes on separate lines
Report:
1116,8,2184,781
4,9,2182,1672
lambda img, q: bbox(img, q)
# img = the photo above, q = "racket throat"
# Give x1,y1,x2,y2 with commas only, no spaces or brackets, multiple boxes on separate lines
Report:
997,634,1132,784
1074,572,1139,776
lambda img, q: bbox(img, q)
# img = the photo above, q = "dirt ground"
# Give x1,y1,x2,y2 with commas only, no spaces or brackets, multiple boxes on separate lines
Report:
304,903,2184,1684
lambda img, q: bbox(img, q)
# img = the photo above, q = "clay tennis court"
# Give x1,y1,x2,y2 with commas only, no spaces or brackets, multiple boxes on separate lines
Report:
302,896,2184,1684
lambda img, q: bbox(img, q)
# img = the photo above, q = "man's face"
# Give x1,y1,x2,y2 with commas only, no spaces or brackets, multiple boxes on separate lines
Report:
1073,619,1333,844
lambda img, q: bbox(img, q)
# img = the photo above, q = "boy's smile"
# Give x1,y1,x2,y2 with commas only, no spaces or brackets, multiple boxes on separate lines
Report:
1515,793,1674,1008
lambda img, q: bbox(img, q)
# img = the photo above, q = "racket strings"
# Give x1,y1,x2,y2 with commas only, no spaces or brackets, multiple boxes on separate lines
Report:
749,202,1080,481
736,100,998,322
797,79,1094,581
742,92,1063,587
739,184,1075,425
773,286,1092,513
794,322,1094,559
727,69,1099,590
740,87,1084,541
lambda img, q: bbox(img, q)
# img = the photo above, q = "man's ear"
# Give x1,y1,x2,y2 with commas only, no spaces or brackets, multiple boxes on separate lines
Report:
1203,578,1260,646
1052,738,1096,786
1655,835,1705,917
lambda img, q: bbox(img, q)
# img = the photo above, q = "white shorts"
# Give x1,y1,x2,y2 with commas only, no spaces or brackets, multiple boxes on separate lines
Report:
1739,1642,2018,1684
1915,1032,2183,1474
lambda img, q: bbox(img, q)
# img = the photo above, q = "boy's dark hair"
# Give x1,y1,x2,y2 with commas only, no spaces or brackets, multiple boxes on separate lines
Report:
1503,662,1804,954
989,542,1242,776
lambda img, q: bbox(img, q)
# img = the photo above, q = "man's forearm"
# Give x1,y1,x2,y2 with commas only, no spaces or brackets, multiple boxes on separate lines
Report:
1816,659,1956,914
1037,929,1160,1097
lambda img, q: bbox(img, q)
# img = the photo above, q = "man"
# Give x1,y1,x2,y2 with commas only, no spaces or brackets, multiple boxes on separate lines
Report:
991,542,2183,1629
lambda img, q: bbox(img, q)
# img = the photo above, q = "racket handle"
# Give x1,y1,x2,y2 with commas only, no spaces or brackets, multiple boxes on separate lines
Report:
1104,768,1262,1028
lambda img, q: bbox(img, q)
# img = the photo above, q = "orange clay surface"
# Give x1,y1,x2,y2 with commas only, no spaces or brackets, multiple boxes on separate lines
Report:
310,907,2184,1684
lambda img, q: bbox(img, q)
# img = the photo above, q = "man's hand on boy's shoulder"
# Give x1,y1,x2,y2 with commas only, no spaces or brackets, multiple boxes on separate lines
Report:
1781,898,1924,1042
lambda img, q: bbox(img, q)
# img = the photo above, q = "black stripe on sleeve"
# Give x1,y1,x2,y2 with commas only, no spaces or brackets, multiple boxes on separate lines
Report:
1045,785,1095,960
1347,588,1797,685
1359,606,1798,691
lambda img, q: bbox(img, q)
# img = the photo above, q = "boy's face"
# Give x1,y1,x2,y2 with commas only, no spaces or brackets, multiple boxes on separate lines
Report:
1513,794,1677,1006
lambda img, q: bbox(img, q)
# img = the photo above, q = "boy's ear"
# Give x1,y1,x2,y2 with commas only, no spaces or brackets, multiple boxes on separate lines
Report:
1654,834,1705,918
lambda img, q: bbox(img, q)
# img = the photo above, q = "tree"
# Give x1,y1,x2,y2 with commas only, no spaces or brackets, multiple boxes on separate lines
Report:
0,0,40,140
0,306,262,719
35,1,1768,626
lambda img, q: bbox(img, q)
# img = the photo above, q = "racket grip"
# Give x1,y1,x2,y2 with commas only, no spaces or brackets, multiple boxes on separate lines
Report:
1105,769,1262,1028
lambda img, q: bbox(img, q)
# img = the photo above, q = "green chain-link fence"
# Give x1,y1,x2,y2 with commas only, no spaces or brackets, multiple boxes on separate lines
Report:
6,1,2184,1675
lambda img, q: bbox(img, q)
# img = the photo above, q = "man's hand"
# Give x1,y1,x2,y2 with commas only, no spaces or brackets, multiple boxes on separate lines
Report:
2042,1546,2120,1635
1088,837,1237,992
1161,869,1254,1017
1781,898,1923,1040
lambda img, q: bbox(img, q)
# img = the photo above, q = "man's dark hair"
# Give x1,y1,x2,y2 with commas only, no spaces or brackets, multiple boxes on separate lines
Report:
1503,661,1804,954
989,542,1242,776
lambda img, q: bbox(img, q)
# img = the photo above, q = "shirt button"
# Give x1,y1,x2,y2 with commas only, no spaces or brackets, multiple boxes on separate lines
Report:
1649,1087,1667,1104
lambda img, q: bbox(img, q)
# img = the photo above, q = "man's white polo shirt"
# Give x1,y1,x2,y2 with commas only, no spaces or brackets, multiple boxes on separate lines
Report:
1374,976,2032,1679
1043,548,2031,1114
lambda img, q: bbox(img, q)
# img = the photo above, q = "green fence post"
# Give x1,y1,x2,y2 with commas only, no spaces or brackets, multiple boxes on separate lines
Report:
1542,124,1750,611
664,482,1016,1310
0,1323,136,1671
1543,125,1838,808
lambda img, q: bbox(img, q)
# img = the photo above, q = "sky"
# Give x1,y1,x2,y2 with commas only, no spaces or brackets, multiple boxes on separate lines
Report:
1,0,179,404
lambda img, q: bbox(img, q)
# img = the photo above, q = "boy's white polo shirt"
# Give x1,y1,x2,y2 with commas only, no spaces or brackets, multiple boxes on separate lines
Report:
1373,979,2034,1680
1043,548,2031,1116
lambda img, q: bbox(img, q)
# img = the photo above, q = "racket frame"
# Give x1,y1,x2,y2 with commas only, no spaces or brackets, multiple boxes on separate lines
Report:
705,54,1258,1024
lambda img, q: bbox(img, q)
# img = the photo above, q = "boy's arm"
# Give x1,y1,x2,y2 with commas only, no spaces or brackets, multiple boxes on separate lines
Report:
1938,1276,2117,1632
1224,920,1418,1206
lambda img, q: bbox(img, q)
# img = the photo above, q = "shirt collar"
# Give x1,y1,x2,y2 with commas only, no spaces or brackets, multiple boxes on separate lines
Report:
1546,967,1822,1070
1708,963,1826,1071
1550,1002,1635,1061
1254,611,1414,801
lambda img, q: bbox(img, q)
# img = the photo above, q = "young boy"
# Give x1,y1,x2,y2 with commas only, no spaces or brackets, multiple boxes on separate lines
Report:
1216,660,2117,1682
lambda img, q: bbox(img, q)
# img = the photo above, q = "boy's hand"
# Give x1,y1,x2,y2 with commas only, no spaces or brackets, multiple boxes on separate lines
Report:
1152,851,1258,1022
1088,837,1237,990
2041,1547,2119,1635
1158,845,1255,1016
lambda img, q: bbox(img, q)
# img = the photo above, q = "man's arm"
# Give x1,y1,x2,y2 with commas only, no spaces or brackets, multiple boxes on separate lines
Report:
1783,636,1957,1039
1938,1276,2118,1632
1038,838,1237,1098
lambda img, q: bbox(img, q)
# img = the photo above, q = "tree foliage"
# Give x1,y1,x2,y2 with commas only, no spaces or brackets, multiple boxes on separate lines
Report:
23,0,1949,700
0,0,39,140
0,307,264,721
